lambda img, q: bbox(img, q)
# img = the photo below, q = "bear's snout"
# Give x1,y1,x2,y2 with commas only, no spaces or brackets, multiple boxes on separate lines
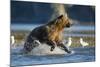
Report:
65,19,73,27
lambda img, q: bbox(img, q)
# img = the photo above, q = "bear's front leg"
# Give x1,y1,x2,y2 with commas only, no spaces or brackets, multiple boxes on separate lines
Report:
57,42,71,53
46,40,56,51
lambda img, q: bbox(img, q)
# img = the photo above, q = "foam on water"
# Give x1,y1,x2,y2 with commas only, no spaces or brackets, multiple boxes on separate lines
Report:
29,44,67,55
11,43,74,55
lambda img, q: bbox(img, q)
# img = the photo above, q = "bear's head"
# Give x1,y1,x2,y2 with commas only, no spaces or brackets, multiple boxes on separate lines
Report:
50,14,72,31
56,14,71,28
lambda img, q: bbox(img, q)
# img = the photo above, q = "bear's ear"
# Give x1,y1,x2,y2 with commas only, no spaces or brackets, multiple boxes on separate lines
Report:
58,15,63,19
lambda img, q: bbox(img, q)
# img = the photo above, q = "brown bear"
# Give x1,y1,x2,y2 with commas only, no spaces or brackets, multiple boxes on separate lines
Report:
23,15,72,53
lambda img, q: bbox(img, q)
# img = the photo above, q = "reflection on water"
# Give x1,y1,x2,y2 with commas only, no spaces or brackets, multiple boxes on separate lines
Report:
11,24,95,31
11,24,41,31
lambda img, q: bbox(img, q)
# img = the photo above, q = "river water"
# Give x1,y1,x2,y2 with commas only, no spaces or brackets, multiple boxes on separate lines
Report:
10,24,95,66
11,46,95,66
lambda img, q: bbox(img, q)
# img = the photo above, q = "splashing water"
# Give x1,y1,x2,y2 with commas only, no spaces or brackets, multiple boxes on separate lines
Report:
11,41,74,56
22,43,74,55
27,43,69,55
